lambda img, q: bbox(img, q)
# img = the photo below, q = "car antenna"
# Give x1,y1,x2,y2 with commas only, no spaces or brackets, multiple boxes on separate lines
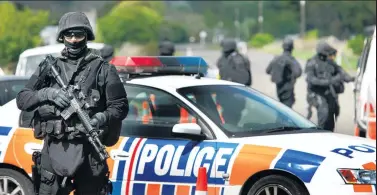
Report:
195,57,202,79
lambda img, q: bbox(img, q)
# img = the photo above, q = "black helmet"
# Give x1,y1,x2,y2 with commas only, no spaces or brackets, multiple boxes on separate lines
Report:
56,12,95,43
316,41,337,56
282,37,294,51
316,41,331,56
326,45,337,56
221,38,237,53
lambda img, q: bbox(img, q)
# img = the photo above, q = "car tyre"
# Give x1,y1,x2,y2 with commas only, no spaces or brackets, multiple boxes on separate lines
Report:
247,175,308,195
0,168,34,195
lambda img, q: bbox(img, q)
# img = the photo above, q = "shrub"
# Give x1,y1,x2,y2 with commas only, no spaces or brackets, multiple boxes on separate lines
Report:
305,29,319,40
347,34,365,56
249,33,275,48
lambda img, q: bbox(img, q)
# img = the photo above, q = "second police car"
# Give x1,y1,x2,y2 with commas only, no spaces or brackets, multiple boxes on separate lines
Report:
0,56,375,195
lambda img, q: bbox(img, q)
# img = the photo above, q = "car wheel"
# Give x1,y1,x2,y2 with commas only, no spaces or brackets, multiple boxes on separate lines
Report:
0,168,34,195
247,175,308,195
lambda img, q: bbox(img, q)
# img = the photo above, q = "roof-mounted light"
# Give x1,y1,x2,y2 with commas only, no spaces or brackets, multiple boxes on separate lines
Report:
110,56,208,76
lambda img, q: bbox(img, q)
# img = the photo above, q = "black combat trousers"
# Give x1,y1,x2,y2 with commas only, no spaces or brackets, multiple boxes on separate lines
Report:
314,93,339,131
276,83,295,108
38,137,109,195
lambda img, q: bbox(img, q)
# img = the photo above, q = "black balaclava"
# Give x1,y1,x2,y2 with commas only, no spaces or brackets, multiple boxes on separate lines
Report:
61,29,88,60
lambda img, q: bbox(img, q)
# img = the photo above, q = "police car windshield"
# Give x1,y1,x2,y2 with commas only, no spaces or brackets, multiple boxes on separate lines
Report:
177,85,317,137
17,53,60,76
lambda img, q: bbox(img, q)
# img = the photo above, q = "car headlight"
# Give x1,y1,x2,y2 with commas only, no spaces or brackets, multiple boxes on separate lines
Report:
337,168,376,185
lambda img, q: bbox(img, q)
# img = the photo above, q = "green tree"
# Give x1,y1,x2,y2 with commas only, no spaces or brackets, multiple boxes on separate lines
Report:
0,2,49,67
164,10,207,38
240,18,257,41
306,1,376,38
186,1,375,40
159,21,189,43
97,2,163,47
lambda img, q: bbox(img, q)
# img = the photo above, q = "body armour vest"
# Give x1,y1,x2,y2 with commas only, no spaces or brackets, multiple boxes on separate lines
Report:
307,57,337,95
34,50,107,140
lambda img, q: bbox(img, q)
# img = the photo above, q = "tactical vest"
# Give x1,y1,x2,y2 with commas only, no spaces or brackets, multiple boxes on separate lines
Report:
308,57,345,98
33,53,106,140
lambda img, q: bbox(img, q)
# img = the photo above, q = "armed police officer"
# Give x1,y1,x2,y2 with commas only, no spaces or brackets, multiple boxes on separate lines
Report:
16,12,129,195
325,44,355,121
305,41,344,131
216,39,251,125
217,38,252,86
266,37,302,108
158,38,175,56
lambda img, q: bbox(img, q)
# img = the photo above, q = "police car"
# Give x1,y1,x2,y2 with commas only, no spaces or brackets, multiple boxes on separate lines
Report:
0,56,375,195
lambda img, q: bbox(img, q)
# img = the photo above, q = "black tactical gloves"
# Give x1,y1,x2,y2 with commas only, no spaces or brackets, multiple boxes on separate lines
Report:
37,88,70,108
75,112,107,135
90,112,107,129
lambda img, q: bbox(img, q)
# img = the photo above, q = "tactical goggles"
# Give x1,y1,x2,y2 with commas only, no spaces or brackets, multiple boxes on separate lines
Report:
63,30,86,40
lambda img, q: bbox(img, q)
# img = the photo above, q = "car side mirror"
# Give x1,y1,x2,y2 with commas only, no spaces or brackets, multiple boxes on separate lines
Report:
172,123,206,140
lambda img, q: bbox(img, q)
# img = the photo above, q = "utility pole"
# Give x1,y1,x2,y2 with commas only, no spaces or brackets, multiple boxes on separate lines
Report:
300,1,306,38
234,8,240,41
258,1,264,33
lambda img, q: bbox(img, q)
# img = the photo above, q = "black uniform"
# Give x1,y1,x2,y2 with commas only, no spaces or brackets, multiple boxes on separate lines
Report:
266,38,302,108
16,12,129,195
326,46,355,121
158,39,175,56
217,39,252,86
305,41,343,131
99,45,114,62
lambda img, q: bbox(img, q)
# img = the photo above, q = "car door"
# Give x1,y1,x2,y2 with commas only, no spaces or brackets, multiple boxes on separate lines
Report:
0,79,28,107
5,79,28,101
179,87,301,194
0,81,7,106
4,126,43,175
111,84,224,195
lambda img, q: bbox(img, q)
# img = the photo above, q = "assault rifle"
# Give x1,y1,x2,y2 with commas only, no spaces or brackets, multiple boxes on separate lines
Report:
47,56,110,161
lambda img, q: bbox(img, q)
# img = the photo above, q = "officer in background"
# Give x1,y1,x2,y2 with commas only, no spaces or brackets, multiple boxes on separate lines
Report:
100,45,114,62
305,41,343,131
16,12,129,195
217,38,252,86
326,45,355,121
158,38,175,56
216,39,251,125
266,37,302,108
